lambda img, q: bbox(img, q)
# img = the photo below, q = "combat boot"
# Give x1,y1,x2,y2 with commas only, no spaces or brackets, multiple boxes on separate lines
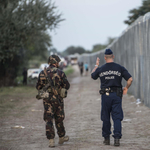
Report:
103,137,110,145
49,139,55,147
58,135,69,144
114,138,120,146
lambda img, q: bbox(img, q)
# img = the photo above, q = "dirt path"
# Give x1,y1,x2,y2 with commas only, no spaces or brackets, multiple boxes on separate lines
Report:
1,65,150,150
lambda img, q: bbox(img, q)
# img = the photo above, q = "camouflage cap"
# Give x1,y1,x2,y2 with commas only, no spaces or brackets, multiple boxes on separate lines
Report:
48,55,61,64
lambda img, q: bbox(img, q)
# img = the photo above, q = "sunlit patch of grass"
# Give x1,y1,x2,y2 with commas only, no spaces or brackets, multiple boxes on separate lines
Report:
64,66,74,76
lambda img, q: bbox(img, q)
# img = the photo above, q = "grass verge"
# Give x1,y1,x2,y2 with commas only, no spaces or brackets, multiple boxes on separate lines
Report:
64,66,74,76
0,86,37,118
0,66,74,118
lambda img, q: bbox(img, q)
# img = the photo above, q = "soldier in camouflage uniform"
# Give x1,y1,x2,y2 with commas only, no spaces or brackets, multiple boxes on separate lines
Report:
36,55,70,147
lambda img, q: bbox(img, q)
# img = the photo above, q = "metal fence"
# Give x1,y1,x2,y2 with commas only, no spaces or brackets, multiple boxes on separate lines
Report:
78,12,150,107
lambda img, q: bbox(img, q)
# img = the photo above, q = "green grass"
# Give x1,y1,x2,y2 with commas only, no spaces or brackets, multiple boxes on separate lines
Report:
0,86,37,118
0,66,74,118
14,76,37,86
0,86,36,96
64,66,74,76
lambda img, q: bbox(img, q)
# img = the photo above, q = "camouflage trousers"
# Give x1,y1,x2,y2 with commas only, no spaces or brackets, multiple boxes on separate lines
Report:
43,96,65,139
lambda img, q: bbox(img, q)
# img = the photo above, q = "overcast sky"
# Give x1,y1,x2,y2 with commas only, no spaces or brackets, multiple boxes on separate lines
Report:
49,0,142,52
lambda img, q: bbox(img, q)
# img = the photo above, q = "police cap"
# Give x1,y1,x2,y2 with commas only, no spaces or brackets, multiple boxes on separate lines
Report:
48,55,61,64
104,49,113,55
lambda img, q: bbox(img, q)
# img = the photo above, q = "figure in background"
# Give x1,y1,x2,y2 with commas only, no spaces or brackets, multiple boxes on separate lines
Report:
79,62,84,76
22,67,27,85
84,62,89,76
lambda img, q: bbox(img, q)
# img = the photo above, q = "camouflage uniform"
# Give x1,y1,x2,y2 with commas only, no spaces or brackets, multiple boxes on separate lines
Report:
36,56,70,140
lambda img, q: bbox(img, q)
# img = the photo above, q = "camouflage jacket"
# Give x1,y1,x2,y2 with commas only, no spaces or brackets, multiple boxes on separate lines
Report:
36,65,70,98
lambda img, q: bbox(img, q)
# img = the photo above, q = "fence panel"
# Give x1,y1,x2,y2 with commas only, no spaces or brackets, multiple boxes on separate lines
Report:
78,12,150,107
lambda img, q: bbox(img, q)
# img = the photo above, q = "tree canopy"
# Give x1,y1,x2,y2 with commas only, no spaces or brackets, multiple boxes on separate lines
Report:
124,0,150,25
62,46,86,56
61,37,116,56
91,37,116,53
0,0,63,62
0,0,63,86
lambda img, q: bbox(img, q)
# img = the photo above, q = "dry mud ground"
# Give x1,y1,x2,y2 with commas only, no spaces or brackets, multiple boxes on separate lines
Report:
0,65,150,150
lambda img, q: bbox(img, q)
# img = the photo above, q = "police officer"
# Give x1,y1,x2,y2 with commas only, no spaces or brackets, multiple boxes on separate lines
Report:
36,55,70,147
91,49,133,146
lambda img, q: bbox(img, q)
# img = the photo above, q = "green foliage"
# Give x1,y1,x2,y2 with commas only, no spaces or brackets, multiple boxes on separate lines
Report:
61,37,116,55
107,37,116,45
28,55,47,68
0,0,64,86
62,46,86,55
91,37,116,53
64,66,74,76
92,44,107,53
124,0,150,25
14,76,23,85
25,32,51,60
0,0,62,62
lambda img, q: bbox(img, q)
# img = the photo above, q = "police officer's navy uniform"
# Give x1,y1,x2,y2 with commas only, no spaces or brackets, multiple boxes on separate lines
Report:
91,49,132,140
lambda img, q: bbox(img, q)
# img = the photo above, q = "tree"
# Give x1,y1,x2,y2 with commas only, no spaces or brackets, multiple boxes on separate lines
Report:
92,44,107,53
106,37,116,45
0,0,63,86
91,37,116,53
25,31,51,60
0,0,63,62
62,46,86,55
124,0,150,25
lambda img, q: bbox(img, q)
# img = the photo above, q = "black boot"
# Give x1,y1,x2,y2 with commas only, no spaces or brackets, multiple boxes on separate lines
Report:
103,137,110,145
114,138,120,146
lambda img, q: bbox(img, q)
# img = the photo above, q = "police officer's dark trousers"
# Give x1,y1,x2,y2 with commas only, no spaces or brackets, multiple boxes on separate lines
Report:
101,92,123,139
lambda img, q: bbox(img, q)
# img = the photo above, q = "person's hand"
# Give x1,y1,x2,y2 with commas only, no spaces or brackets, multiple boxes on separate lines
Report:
123,87,128,95
96,57,100,66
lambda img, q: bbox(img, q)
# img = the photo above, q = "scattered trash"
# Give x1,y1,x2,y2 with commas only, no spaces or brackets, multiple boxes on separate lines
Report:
123,119,132,122
31,109,42,112
136,111,141,113
10,99,14,102
11,126,25,129
136,99,141,105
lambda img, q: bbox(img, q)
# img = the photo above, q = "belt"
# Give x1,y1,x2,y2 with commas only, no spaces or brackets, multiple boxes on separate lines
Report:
99,87,123,97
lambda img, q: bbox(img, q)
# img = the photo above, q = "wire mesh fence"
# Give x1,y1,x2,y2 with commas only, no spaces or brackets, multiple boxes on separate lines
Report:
78,12,150,107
